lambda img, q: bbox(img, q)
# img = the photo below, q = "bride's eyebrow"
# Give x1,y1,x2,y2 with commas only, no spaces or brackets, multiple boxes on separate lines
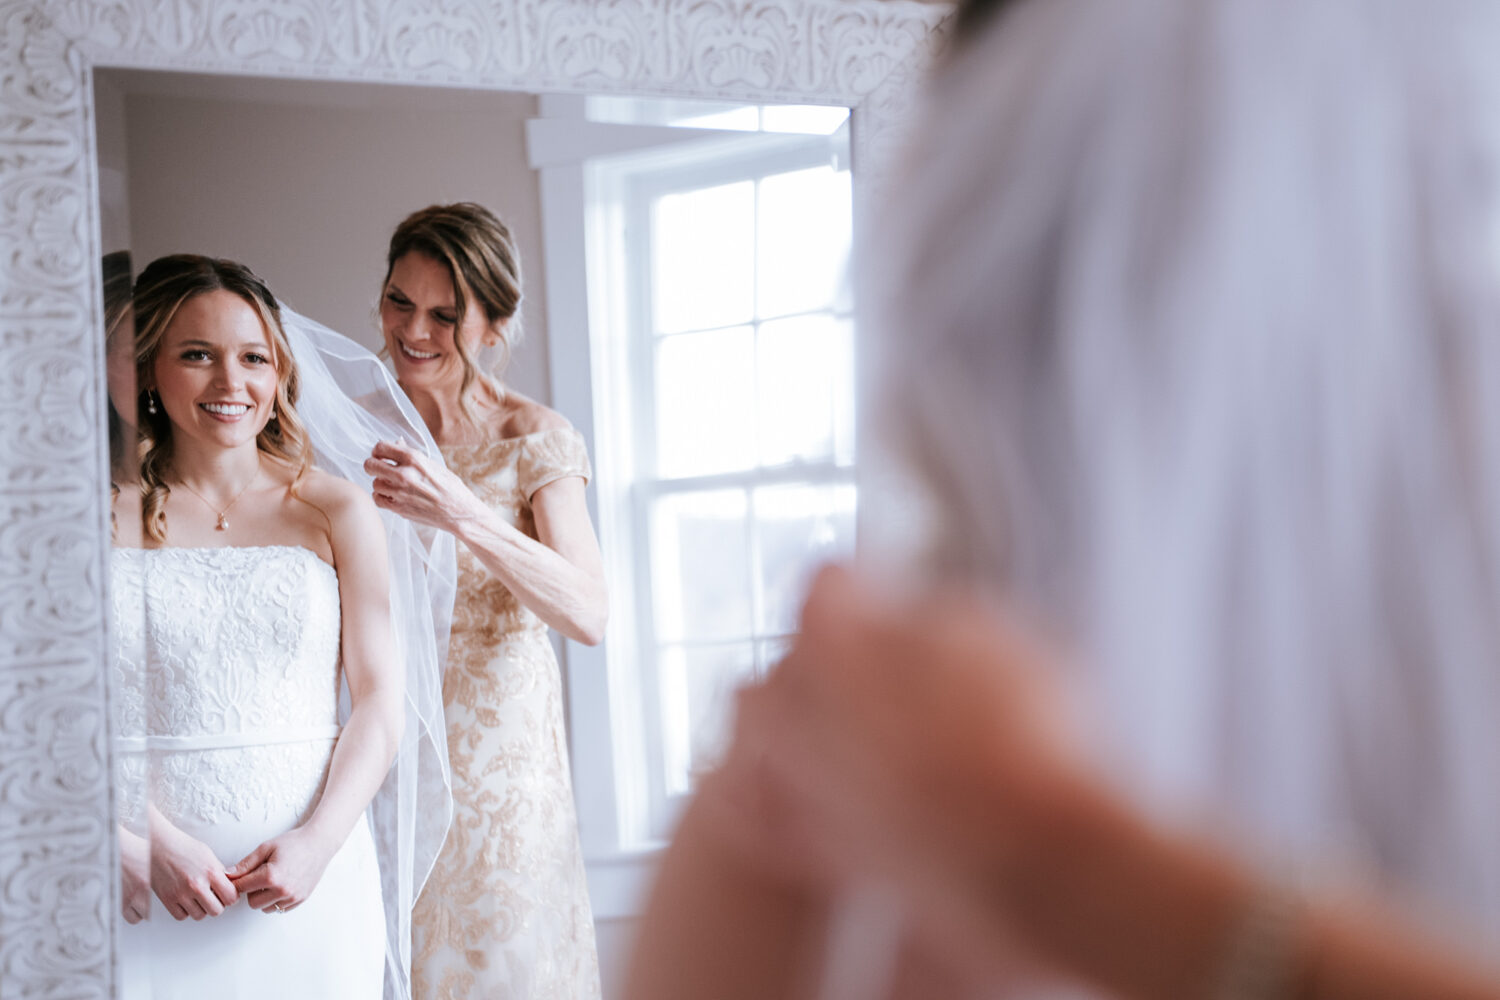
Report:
175,338,272,352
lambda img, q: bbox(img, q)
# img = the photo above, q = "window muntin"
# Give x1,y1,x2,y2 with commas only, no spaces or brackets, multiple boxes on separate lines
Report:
613,136,856,827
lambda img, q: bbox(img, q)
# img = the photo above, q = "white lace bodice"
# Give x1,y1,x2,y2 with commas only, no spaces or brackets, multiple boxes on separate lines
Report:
111,545,343,830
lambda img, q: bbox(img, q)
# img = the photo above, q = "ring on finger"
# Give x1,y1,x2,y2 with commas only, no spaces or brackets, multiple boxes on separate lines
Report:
272,903,283,913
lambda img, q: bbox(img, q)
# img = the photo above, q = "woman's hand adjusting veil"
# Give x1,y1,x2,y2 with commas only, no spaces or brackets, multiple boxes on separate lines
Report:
366,438,485,535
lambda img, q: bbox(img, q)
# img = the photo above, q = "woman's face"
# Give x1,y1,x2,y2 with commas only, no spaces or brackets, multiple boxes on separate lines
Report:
151,289,279,453
381,250,501,394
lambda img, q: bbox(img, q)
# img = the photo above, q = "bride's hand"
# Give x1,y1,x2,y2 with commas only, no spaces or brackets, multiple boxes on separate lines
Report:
365,439,484,535
226,826,337,914
149,821,238,920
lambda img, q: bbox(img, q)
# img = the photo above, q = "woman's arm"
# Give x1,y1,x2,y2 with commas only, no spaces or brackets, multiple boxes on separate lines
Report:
366,438,608,645
228,483,404,912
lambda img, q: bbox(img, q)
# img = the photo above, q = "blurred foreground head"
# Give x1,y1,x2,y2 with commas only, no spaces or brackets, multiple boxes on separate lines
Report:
860,0,1500,936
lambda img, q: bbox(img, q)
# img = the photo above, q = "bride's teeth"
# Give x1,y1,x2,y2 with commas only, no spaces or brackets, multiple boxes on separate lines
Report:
202,403,250,415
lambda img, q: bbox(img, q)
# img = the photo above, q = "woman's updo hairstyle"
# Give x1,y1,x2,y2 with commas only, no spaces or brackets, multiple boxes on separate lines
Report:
383,202,522,424
132,253,312,543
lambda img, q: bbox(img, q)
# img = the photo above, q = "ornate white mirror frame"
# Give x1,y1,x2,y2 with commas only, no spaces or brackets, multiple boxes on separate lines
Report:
0,0,947,993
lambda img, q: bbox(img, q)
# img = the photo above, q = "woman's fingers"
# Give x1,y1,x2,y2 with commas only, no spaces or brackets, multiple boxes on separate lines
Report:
226,842,270,881
245,887,283,911
371,438,422,467
209,869,238,907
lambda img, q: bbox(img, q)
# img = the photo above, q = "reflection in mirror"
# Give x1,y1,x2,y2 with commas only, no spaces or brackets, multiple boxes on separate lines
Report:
93,69,855,995
101,250,152,963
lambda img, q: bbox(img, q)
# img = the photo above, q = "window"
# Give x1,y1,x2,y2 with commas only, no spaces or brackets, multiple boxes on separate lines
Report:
590,123,856,837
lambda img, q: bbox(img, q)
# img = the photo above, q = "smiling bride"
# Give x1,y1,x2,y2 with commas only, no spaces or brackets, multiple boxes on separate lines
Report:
112,253,450,1000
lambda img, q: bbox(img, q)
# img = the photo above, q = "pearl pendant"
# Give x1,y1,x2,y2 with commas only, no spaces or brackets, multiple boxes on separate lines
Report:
216,515,229,530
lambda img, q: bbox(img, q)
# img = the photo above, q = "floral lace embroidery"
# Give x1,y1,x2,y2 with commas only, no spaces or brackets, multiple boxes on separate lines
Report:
412,427,600,1000
110,546,343,830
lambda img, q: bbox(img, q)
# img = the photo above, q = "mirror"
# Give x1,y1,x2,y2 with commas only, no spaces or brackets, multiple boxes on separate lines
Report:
0,1,946,995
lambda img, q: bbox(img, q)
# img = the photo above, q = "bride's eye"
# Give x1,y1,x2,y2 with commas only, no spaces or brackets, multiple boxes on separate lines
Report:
181,348,209,361
245,352,271,365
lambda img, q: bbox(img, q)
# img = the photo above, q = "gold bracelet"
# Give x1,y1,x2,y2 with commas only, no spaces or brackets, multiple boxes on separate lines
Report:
1210,885,1304,1000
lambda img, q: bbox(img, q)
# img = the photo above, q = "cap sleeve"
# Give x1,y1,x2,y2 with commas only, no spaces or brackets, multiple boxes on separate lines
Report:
517,427,592,501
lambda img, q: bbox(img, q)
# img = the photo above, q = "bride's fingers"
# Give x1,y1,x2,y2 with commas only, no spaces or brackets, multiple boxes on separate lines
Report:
226,842,270,880
245,887,279,910
230,868,274,896
209,870,237,906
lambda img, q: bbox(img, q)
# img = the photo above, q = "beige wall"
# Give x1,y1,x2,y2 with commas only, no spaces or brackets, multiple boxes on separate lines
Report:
115,78,551,403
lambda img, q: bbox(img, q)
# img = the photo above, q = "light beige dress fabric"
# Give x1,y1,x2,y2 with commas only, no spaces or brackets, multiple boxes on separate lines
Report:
411,427,601,1000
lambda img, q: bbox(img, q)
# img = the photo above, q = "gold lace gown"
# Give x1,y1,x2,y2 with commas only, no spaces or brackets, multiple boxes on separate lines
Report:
411,427,601,1000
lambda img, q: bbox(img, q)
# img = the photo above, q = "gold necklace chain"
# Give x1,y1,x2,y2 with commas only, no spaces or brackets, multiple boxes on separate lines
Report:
173,465,260,531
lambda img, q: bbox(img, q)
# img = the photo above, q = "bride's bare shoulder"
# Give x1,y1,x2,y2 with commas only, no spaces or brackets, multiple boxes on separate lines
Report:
292,465,374,521
282,466,386,571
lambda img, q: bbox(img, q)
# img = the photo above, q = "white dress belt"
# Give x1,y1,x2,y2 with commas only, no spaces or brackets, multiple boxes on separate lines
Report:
114,724,342,752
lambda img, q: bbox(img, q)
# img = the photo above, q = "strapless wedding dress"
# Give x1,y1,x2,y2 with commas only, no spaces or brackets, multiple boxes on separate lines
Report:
112,545,385,999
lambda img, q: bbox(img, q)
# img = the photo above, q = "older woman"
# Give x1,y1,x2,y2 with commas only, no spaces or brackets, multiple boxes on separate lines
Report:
365,202,606,999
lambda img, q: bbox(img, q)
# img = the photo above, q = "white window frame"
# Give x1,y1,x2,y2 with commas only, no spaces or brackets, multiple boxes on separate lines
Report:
621,140,854,836
529,94,853,917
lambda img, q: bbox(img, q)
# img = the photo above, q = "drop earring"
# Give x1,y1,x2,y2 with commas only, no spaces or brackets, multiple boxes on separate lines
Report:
146,390,158,415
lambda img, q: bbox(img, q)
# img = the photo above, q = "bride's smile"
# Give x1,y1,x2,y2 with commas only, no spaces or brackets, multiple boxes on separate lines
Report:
151,288,280,450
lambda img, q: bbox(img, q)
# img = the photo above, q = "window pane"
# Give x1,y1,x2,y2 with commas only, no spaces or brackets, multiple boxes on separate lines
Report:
757,314,853,467
756,165,851,320
652,489,753,642
658,642,757,794
653,181,755,334
759,105,850,135
753,482,857,635
655,327,756,477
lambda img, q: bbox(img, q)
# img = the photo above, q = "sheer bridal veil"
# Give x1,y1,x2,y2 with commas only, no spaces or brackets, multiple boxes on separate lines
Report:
280,305,455,1000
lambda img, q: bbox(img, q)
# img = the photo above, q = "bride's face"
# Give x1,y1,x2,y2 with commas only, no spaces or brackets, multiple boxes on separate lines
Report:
152,289,280,452
380,250,502,394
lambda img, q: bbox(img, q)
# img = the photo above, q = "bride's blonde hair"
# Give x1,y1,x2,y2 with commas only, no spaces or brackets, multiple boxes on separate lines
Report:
132,254,312,543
